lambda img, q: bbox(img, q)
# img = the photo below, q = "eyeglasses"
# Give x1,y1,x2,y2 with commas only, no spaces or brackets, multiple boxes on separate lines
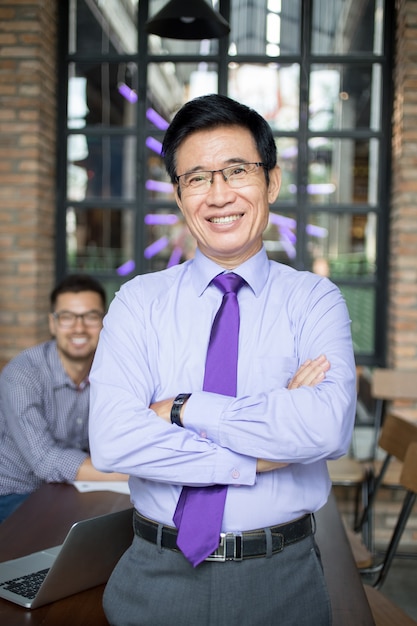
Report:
175,162,265,195
52,310,104,328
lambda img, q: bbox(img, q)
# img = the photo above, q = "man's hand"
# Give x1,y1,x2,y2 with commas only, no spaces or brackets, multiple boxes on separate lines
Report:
150,356,331,472
256,459,289,472
287,354,330,389
257,355,330,473
150,398,173,423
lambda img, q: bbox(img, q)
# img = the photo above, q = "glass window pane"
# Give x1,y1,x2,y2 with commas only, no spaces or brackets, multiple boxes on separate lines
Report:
68,63,138,128
66,207,135,273
148,33,219,56
308,138,379,206
230,0,301,55
67,135,137,201
229,63,299,131
309,64,382,131
144,211,195,271
70,0,138,54
275,138,298,203
312,0,383,55
308,212,377,278
99,277,126,308
340,286,375,354
148,62,218,121
264,211,297,266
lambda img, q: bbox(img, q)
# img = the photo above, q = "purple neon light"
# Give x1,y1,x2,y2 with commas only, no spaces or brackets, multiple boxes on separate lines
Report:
167,246,183,268
307,183,336,195
269,213,296,229
146,180,174,194
269,213,327,239
145,213,178,225
280,231,297,259
127,209,328,270
144,236,169,259
117,259,136,276
118,82,138,103
280,225,296,244
146,108,169,131
288,183,335,195
306,224,328,238
146,136,163,155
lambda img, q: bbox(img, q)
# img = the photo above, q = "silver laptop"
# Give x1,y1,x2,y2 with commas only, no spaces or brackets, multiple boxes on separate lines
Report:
0,507,134,609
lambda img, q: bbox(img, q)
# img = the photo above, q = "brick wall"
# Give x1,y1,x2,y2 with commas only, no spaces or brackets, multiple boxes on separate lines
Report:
0,0,57,370
389,0,417,371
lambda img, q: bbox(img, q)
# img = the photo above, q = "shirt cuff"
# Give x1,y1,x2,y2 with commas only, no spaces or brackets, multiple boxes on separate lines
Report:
183,390,230,442
183,391,257,487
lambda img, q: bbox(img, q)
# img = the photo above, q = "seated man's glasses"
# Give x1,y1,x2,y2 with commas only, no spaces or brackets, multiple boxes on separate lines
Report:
175,162,265,195
53,310,104,328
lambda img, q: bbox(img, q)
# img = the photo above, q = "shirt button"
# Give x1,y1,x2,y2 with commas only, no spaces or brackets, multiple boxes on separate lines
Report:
200,430,207,438
231,468,240,480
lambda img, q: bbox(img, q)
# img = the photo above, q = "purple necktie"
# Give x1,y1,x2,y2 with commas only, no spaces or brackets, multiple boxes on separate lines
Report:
173,272,245,567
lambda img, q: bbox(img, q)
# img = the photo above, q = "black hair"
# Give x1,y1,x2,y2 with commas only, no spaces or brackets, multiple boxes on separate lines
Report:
162,94,277,183
50,274,106,310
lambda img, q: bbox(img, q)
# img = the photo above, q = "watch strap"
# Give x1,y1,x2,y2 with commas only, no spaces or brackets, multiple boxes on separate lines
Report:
170,393,191,427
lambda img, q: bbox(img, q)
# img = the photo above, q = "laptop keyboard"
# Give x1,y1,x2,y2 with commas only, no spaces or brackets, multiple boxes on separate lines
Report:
0,568,50,599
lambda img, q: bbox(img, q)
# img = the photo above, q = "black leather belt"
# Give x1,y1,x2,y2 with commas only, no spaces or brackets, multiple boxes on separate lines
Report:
133,510,313,562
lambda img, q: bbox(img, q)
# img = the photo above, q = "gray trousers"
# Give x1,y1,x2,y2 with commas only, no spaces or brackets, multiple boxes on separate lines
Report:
103,527,332,626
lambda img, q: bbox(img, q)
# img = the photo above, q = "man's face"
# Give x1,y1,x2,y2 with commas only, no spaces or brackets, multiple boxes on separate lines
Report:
48,291,104,365
174,125,281,268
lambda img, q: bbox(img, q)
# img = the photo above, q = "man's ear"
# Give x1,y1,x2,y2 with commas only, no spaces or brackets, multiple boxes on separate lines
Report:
267,165,282,204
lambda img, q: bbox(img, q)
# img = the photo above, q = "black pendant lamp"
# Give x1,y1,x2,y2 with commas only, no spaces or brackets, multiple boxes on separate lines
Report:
145,0,230,40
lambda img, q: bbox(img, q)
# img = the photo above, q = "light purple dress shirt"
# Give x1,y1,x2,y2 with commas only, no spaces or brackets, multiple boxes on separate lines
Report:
89,247,356,532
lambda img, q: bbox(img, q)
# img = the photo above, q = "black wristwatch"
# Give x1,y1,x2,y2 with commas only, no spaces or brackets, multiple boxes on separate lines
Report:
170,393,192,427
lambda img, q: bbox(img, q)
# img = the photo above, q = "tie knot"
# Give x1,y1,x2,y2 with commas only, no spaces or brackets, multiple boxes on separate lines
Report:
212,272,245,295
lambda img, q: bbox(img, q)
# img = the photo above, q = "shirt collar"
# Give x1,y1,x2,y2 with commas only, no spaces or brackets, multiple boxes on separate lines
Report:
190,246,270,297
47,341,89,390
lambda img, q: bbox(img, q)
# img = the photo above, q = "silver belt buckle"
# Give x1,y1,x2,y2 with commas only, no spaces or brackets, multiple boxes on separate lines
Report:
205,532,243,562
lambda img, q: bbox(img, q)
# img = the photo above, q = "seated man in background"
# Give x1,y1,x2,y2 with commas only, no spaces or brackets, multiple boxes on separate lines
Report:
0,274,127,523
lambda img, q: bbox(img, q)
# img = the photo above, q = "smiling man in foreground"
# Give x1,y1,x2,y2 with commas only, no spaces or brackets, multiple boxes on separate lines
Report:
0,274,127,523
89,94,356,625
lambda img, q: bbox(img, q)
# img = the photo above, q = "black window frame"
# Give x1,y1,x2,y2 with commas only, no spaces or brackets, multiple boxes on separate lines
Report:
56,0,394,366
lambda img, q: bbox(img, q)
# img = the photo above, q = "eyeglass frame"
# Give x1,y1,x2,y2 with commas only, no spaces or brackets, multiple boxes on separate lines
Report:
174,162,266,195
52,310,104,328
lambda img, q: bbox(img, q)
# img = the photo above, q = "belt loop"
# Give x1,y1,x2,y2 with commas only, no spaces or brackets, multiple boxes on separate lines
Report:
264,527,273,558
156,523,163,553
311,513,316,535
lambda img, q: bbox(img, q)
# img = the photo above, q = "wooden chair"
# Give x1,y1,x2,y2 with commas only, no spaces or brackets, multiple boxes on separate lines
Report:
368,369,417,466
355,413,417,551
361,441,417,589
330,368,417,565
352,369,417,547
364,585,417,626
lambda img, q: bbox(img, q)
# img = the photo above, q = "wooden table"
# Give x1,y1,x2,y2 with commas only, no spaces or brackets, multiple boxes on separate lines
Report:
0,485,374,625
